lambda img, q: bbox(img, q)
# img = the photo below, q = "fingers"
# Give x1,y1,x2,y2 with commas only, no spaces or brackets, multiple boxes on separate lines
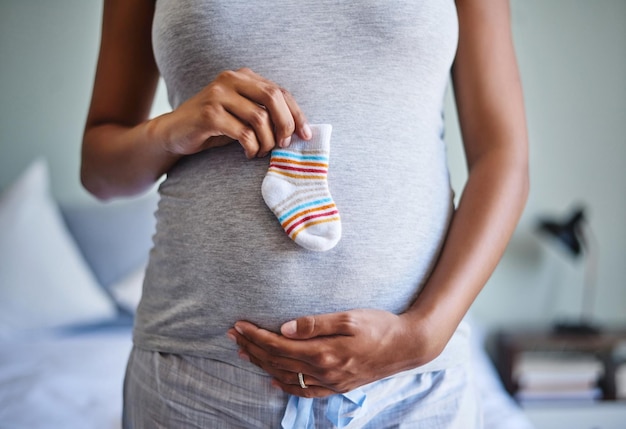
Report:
280,89,312,141
281,312,359,340
214,68,309,158
165,68,310,158
202,105,264,159
220,96,275,157
232,70,294,149
227,320,363,398
229,323,331,374
232,322,312,363
229,329,336,398
229,321,347,375
237,68,312,143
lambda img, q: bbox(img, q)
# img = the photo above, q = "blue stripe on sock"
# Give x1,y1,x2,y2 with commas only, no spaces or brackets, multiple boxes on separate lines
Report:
278,197,333,223
272,150,328,162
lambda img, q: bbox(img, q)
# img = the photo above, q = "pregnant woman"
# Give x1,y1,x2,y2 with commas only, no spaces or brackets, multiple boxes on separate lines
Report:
81,1,528,427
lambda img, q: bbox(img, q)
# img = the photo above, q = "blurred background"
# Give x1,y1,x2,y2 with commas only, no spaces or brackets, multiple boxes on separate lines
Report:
1,0,625,334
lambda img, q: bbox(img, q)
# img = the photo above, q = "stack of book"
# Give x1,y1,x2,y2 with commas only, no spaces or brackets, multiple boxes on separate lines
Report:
513,351,604,404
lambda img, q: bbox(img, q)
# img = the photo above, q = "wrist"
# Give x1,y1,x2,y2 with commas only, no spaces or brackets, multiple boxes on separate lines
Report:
137,114,183,181
147,112,177,156
398,304,449,367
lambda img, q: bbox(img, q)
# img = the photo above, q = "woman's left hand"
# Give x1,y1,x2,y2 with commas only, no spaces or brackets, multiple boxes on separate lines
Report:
228,309,439,398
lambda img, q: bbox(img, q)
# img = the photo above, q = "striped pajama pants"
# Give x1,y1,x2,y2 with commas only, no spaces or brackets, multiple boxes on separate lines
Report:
122,347,482,429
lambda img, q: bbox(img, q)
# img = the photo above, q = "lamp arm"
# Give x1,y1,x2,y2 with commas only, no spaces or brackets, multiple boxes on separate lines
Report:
580,221,598,324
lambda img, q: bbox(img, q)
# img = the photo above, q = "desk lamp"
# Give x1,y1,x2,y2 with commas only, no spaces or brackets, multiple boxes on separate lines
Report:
537,206,600,335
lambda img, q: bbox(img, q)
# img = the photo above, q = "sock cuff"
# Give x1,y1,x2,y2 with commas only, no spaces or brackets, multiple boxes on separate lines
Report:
286,124,332,152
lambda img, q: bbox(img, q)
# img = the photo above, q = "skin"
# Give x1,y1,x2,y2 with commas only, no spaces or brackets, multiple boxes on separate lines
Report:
84,0,528,400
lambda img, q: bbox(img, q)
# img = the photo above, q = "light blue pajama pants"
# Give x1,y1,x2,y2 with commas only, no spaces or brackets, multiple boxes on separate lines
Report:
123,347,482,428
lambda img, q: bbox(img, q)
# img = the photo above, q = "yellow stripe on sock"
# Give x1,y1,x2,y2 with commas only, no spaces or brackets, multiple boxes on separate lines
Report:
268,169,327,180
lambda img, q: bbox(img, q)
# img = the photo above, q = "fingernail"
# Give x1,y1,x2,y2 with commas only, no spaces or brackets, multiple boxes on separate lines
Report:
234,323,244,335
238,351,250,362
302,124,312,140
282,320,297,336
280,136,292,148
226,332,237,343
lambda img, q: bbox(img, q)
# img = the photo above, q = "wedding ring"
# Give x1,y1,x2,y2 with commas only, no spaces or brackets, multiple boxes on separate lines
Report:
298,372,308,389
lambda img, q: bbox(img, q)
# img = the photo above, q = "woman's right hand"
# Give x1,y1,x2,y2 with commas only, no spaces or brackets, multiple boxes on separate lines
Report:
157,68,312,159
83,2,311,200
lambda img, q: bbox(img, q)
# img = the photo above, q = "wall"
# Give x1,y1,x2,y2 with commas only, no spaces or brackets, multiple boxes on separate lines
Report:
0,0,170,203
445,0,626,329
1,1,625,330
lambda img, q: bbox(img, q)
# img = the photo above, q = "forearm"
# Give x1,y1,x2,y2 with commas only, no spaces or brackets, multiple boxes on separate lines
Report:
81,115,181,200
402,145,529,361
81,0,176,200
395,0,530,364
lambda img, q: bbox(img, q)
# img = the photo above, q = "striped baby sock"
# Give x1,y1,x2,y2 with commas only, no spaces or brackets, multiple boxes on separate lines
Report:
262,124,341,251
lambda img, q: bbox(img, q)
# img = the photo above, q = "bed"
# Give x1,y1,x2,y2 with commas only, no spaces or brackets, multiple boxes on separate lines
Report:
0,160,535,428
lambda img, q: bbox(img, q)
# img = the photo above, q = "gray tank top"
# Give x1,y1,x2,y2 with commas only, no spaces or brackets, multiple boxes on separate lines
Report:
135,0,470,373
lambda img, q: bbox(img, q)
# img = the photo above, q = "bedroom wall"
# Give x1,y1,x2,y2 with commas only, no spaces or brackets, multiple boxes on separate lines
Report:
0,0,170,203
1,1,625,331
445,0,626,329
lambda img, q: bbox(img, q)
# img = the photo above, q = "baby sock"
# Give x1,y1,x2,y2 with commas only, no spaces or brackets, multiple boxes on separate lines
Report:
262,124,341,251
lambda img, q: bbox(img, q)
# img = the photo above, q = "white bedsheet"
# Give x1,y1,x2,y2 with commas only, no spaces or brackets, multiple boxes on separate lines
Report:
0,327,132,429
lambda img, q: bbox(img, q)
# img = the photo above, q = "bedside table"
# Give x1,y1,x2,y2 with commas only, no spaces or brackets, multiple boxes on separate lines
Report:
493,328,626,401
492,329,626,429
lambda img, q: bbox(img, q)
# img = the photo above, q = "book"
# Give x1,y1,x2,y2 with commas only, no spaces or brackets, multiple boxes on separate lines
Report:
513,351,604,403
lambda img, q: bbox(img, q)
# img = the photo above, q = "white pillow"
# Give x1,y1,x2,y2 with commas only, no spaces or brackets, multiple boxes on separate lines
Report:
0,159,117,337
109,263,146,313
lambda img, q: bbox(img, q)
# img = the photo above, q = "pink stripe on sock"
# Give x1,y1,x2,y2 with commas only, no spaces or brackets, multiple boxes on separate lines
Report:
269,163,328,174
285,209,340,235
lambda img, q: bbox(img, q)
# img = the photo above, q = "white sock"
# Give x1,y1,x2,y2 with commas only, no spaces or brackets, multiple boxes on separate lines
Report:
262,124,341,251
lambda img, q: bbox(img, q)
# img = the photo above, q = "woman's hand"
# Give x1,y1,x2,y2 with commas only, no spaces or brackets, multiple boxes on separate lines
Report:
83,0,312,199
228,309,443,398
157,67,311,159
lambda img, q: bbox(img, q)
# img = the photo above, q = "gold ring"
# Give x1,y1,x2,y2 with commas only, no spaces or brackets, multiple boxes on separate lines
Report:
298,372,308,389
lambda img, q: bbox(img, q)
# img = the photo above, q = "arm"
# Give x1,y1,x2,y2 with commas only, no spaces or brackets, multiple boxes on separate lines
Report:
81,0,172,199
231,0,529,397
82,0,311,200
401,0,530,363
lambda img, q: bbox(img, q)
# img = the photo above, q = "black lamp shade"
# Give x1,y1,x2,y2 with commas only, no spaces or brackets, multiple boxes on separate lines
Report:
536,205,600,335
537,207,586,257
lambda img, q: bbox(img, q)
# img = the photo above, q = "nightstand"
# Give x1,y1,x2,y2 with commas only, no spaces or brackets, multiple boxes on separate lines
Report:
492,328,626,429
493,328,626,401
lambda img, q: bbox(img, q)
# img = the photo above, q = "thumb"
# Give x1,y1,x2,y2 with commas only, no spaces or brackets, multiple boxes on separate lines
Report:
280,312,356,339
